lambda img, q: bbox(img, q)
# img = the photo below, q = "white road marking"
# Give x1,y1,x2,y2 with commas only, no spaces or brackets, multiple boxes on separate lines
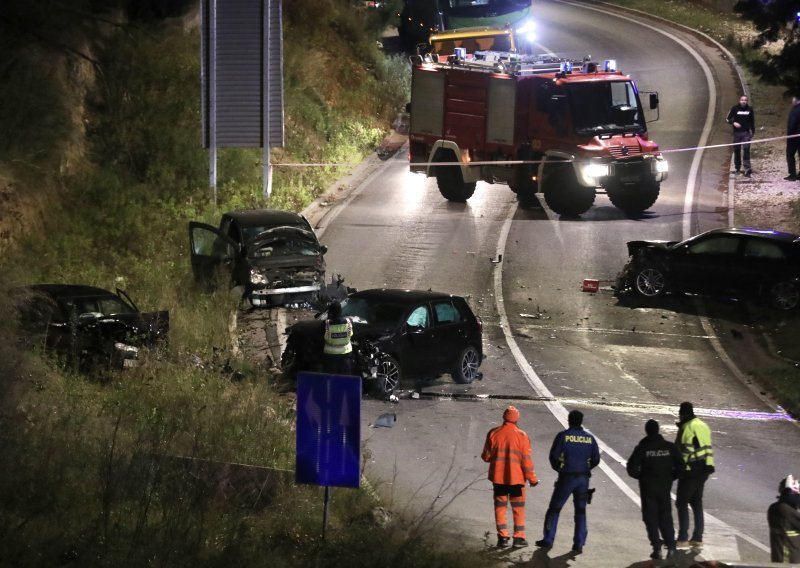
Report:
495,199,769,557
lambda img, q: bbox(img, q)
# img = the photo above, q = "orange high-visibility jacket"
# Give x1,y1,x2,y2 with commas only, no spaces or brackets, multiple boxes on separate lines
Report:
481,422,538,485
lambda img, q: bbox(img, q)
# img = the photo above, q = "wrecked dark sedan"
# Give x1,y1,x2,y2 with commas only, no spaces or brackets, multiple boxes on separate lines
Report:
615,227,800,310
281,288,484,393
15,284,169,370
189,209,327,308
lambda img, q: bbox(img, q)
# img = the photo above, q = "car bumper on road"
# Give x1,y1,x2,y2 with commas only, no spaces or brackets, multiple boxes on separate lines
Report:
249,285,321,307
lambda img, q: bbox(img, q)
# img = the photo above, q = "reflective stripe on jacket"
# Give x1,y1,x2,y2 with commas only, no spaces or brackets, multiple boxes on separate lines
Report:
677,417,714,471
323,319,352,355
482,422,538,485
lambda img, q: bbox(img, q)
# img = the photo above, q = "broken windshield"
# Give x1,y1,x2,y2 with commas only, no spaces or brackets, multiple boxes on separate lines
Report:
567,80,646,135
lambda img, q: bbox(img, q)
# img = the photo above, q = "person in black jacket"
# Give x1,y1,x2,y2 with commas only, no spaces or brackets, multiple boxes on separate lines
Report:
786,95,800,181
726,94,755,176
626,419,683,560
768,474,800,563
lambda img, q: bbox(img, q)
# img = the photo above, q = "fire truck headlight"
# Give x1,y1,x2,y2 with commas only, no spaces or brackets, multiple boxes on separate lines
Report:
584,163,609,179
655,159,669,174
516,20,536,42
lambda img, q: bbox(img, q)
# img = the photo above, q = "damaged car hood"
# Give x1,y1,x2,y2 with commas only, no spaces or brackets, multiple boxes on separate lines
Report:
626,239,679,256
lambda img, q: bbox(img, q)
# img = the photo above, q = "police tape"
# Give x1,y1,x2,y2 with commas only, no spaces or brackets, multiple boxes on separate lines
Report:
269,133,800,168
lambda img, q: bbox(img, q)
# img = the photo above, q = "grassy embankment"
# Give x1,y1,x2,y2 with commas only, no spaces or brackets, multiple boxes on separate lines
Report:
0,1,491,566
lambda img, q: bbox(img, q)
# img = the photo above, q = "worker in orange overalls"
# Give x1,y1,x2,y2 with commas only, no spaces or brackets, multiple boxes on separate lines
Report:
482,405,539,548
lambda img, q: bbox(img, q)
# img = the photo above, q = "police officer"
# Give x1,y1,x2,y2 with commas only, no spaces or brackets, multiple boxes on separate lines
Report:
626,419,683,560
675,401,715,549
535,410,600,554
481,405,539,548
321,300,353,374
726,94,755,176
768,474,800,563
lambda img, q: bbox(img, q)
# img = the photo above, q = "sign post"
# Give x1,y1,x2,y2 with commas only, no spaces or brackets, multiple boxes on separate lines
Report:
295,372,361,538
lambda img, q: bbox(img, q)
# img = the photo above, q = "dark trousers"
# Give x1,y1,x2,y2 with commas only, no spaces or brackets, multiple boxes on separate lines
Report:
733,131,752,171
641,484,675,549
542,474,590,547
788,137,800,177
676,476,706,542
321,353,353,375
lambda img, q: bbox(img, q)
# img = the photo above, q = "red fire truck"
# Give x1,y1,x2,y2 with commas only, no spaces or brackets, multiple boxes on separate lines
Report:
407,50,668,216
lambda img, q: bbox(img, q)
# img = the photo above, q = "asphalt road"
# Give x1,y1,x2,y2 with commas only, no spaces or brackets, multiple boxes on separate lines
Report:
265,2,800,566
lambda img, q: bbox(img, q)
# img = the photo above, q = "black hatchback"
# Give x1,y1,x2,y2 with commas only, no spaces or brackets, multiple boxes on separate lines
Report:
615,227,800,310
282,288,484,391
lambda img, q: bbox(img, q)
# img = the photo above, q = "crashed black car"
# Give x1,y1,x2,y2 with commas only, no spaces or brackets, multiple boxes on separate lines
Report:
14,284,169,370
189,209,328,308
615,227,800,310
281,288,484,393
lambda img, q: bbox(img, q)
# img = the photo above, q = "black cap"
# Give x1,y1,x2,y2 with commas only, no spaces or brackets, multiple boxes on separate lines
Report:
568,410,583,427
645,419,659,436
679,402,694,418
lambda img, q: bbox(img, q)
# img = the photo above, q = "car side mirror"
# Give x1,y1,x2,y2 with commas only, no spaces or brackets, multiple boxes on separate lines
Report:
78,311,102,323
320,245,328,255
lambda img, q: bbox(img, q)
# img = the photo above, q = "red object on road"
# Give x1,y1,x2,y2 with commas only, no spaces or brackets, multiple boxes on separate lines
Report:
582,279,599,293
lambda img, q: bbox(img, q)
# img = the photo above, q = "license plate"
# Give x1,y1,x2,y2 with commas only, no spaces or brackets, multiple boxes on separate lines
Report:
123,359,138,368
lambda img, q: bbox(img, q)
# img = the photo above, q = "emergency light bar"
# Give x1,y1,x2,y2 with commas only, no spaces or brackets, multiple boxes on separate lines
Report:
604,59,617,72
560,61,573,73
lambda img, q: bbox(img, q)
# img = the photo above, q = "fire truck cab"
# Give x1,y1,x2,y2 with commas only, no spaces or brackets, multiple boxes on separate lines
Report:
408,50,668,216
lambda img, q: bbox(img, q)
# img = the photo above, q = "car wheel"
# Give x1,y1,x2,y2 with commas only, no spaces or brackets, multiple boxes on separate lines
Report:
769,281,800,311
453,345,481,384
634,265,667,297
372,354,401,395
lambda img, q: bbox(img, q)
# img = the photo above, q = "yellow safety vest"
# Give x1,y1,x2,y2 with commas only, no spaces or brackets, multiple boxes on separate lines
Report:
678,417,714,470
323,319,352,355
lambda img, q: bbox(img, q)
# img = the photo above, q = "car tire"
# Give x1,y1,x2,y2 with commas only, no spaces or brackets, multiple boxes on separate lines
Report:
769,281,800,311
634,265,667,297
606,179,660,215
372,354,402,395
542,164,595,216
452,345,481,384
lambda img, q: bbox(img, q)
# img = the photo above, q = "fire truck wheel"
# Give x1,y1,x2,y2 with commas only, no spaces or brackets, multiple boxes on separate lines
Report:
436,165,476,202
542,165,595,216
606,179,660,215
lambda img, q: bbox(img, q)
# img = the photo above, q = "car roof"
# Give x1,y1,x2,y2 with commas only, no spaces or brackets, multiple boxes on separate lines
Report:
703,227,800,244
223,209,306,228
28,284,118,299
349,288,464,304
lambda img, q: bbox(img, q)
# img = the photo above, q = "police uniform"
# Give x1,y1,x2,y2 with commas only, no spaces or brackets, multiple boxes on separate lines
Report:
538,411,600,552
626,420,682,558
322,316,353,374
675,402,715,546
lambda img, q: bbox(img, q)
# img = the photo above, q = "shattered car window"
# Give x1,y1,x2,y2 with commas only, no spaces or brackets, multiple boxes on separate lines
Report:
342,298,406,326
250,238,323,258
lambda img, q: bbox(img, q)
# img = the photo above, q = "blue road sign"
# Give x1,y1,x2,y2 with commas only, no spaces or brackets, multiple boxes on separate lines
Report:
296,372,361,488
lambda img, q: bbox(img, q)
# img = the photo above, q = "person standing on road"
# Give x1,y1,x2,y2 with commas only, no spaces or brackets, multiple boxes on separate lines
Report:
674,401,715,550
535,410,600,555
768,474,800,563
481,405,539,548
321,300,353,374
785,95,800,181
726,94,755,177
626,419,683,561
